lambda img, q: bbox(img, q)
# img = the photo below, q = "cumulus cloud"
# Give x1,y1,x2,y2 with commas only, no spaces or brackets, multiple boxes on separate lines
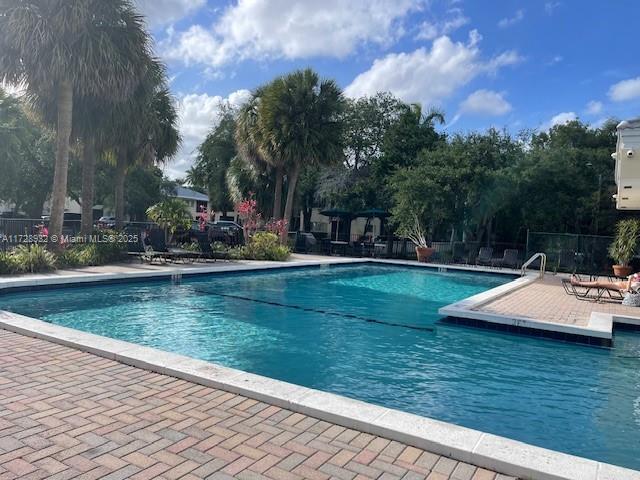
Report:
136,0,205,27
460,89,512,116
542,111,576,131
162,0,422,66
166,89,251,179
608,77,640,102
415,7,469,41
585,100,603,115
497,9,524,28
344,31,521,107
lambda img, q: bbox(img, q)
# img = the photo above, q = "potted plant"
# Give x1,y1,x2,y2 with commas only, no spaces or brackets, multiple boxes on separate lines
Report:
402,214,434,263
608,219,640,277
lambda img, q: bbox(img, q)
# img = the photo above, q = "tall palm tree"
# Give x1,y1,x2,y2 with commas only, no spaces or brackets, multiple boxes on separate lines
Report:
103,60,180,228
235,89,285,219
258,69,346,224
0,0,151,245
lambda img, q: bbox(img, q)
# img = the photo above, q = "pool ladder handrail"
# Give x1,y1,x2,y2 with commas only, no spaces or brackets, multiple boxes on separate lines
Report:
521,252,546,278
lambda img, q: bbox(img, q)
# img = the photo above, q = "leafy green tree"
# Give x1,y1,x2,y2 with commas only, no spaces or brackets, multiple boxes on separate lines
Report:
258,69,346,224
125,165,165,221
374,104,445,180
188,106,236,218
343,92,404,170
0,89,55,217
0,0,151,244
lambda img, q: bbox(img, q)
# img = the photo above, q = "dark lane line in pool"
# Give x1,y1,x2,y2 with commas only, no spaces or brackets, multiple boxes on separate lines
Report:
190,288,435,333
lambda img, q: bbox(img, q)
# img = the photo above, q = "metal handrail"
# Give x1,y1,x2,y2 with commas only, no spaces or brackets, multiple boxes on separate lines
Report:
521,252,547,278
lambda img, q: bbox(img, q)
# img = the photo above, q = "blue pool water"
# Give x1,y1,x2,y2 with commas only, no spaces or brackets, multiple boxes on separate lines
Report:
1,264,640,469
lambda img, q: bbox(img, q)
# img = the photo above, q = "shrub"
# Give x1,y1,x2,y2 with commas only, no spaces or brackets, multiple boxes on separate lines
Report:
56,247,86,268
608,219,640,266
12,245,56,273
230,232,290,261
0,251,18,275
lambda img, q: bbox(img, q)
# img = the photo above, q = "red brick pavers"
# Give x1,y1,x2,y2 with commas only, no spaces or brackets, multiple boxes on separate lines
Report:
0,330,516,480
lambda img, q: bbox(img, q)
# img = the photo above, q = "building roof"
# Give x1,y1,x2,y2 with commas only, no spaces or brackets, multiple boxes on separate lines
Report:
172,186,208,202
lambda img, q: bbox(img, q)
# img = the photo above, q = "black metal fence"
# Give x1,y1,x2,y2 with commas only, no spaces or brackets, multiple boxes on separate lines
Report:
525,231,613,274
0,218,158,250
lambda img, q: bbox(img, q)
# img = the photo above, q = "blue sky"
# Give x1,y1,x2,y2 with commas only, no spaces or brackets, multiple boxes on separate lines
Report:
134,0,640,178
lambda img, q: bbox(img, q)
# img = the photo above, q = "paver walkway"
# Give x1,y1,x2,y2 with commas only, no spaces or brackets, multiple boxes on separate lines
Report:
476,275,640,326
0,330,514,480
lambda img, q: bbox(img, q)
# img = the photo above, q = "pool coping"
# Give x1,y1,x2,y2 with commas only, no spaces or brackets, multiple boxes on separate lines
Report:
0,311,637,480
0,260,638,479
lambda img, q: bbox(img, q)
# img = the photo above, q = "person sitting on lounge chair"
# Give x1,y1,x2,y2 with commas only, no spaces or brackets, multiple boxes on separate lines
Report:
570,273,640,293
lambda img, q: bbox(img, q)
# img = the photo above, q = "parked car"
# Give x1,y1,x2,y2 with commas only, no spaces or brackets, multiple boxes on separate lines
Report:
208,221,243,245
97,216,116,229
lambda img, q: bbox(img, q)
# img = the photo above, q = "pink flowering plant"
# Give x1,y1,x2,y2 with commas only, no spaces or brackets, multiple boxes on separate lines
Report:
265,218,289,244
236,194,262,240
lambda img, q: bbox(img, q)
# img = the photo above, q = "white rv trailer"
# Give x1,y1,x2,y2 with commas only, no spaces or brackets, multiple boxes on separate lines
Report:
613,118,640,209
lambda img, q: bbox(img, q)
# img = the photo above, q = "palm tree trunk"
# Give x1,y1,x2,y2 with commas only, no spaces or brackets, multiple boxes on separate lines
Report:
49,80,73,249
115,153,126,230
81,137,96,235
283,164,301,227
273,167,284,219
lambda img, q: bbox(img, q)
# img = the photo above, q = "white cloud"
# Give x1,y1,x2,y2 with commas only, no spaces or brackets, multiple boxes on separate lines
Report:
585,100,603,115
136,0,205,27
166,89,251,179
498,9,524,28
608,77,640,102
542,111,576,131
162,0,422,66
416,8,469,40
344,31,521,107
460,89,512,116
544,1,561,15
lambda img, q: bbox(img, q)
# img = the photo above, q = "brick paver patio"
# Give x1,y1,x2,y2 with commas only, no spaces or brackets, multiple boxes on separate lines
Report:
0,330,515,480
476,275,640,326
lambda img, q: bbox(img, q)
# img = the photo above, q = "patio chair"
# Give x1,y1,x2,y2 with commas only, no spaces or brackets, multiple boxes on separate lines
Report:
146,229,185,263
493,249,520,269
475,247,494,267
196,235,229,262
452,242,468,264
561,278,625,303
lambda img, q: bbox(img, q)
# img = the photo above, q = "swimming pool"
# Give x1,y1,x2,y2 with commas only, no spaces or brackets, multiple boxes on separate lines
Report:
1,263,639,470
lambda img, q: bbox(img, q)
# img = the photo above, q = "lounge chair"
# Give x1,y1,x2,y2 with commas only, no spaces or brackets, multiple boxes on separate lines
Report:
146,230,190,263
493,249,520,269
562,277,625,303
196,236,229,262
475,247,494,267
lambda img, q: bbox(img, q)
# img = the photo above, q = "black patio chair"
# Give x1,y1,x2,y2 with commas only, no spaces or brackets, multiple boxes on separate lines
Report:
475,247,494,267
493,249,520,269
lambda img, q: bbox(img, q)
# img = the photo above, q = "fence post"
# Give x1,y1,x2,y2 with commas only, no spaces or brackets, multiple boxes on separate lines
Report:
525,229,530,260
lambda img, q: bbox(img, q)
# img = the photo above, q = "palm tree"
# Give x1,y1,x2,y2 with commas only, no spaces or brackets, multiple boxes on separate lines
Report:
235,90,285,219
258,69,346,224
103,60,180,229
0,0,151,245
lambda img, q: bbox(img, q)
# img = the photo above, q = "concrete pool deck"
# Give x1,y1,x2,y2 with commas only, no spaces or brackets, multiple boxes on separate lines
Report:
0,257,639,479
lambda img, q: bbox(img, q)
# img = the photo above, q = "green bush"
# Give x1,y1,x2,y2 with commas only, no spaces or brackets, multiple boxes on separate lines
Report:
56,247,86,268
0,251,18,275
12,245,57,273
230,232,290,261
